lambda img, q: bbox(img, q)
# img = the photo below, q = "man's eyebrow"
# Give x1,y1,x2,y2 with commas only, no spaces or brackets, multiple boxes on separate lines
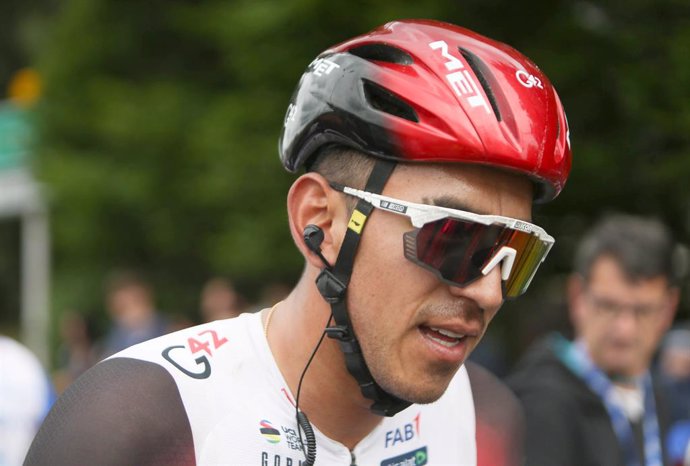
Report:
422,195,482,214
422,195,534,222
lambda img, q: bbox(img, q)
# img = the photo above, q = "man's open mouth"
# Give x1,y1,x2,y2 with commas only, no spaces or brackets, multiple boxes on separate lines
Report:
420,326,467,348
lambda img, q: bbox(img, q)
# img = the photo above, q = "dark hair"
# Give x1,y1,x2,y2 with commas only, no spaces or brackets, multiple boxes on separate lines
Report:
308,145,377,211
574,213,684,287
103,269,151,296
308,145,376,188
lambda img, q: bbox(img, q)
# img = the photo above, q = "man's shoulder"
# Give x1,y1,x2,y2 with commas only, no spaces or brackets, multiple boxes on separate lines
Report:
466,360,524,433
25,357,196,465
432,360,524,422
506,336,604,417
507,337,578,393
465,361,525,466
109,313,261,377
504,338,624,466
466,360,523,418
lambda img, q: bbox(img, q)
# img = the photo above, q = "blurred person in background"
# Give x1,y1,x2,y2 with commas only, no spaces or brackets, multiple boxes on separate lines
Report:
0,335,55,466
249,280,292,313
659,325,690,466
199,276,248,322
666,419,690,466
508,214,682,466
468,330,509,378
25,20,571,465
52,311,100,394
659,325,690,421
101,269,168,357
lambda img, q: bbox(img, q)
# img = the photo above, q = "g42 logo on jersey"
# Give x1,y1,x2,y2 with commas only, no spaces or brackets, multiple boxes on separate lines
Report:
162,329,228,379
428,40,491,114
385,413,421,448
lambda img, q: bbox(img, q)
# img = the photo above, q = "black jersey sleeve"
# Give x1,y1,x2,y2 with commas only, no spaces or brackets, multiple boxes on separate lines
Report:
466,361,526,466
24,357,196,466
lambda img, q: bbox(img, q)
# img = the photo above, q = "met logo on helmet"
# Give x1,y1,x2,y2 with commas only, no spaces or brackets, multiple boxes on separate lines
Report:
309,57,340,77
428,40,491,114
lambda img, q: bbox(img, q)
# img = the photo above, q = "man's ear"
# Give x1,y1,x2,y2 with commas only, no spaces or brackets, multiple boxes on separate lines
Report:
287,172,349,269
661,286,680,331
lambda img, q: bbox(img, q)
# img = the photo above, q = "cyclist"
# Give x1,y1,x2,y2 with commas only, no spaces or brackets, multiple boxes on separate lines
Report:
26,19,571,466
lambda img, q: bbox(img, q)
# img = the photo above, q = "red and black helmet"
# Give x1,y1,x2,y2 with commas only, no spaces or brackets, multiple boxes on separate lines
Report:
279,19,571,203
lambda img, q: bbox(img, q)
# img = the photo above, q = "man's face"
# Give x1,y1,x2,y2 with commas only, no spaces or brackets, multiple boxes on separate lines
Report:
570,256,677,378
107,285,154,327
345,163,533,404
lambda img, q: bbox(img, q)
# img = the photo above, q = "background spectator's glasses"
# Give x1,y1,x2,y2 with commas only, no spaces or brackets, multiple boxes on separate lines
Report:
585,292,667,319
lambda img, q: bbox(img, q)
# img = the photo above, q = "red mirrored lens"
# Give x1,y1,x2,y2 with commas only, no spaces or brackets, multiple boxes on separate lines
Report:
403,218,549,298
411,219,502,285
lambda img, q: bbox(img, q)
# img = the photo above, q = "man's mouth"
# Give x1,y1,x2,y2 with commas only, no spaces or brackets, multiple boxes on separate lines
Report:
420,326,467,348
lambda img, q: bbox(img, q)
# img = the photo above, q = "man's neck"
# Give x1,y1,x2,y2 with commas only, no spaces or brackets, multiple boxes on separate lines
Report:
609,382,645,422
608,373,640,388
266,277,384,450
576,339,647,385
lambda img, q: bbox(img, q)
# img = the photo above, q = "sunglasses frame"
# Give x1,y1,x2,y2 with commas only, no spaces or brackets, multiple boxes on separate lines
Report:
332,183,555,296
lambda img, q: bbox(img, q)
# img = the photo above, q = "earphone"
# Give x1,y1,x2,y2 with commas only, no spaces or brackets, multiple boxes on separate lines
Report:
303,224,333,269
295,224,337,466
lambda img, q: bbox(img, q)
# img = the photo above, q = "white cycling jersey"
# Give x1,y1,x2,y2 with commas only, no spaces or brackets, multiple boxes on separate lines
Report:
26,311,523,466
112,312,476,466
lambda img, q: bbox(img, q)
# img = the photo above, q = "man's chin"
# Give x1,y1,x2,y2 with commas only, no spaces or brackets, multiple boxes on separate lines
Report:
378,371,455,405
386,387,445,406
600,359,638,381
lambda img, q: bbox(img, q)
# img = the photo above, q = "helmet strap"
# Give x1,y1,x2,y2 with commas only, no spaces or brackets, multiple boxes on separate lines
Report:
315,158,411,416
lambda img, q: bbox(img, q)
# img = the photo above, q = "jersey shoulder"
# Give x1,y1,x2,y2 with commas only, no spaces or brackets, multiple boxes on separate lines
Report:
25,357,195,466
27,315,265,466
109,313,262,383
466,361,525,466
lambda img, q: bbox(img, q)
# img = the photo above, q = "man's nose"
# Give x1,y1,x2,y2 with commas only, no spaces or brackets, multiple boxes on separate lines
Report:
611,306,640,336
448,266,504,312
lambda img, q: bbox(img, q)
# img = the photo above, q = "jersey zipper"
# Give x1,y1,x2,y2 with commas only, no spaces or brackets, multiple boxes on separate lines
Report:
349,450,357,466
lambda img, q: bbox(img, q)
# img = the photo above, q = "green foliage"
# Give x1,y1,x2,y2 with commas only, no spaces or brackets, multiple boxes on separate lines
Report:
10,0,690,347
32,0,476,319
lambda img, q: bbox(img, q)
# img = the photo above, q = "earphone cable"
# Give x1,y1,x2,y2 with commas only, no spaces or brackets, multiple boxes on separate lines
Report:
295,312,334,466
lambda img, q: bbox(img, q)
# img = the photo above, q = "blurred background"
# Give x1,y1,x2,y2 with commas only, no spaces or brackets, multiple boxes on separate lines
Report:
2,0,690,379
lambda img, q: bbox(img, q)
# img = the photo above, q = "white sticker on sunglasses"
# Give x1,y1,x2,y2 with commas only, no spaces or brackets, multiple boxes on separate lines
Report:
380,200,407,214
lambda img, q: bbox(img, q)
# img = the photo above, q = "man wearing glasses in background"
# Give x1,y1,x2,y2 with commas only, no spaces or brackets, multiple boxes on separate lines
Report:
27,20,571,466
509,214,682,466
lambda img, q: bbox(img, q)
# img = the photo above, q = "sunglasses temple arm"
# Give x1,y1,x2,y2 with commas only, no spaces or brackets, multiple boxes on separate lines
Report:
335,185,416,218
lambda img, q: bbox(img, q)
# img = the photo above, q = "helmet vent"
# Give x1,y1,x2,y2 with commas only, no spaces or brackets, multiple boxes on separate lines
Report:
349,44,414,65
458,47,502,122
363,79,419,122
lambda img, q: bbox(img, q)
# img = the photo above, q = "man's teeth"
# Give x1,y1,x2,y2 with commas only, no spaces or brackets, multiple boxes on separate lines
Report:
429,327,466,339
426,327,466,347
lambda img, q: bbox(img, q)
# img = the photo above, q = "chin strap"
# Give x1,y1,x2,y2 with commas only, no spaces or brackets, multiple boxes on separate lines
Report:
315,159,411,417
